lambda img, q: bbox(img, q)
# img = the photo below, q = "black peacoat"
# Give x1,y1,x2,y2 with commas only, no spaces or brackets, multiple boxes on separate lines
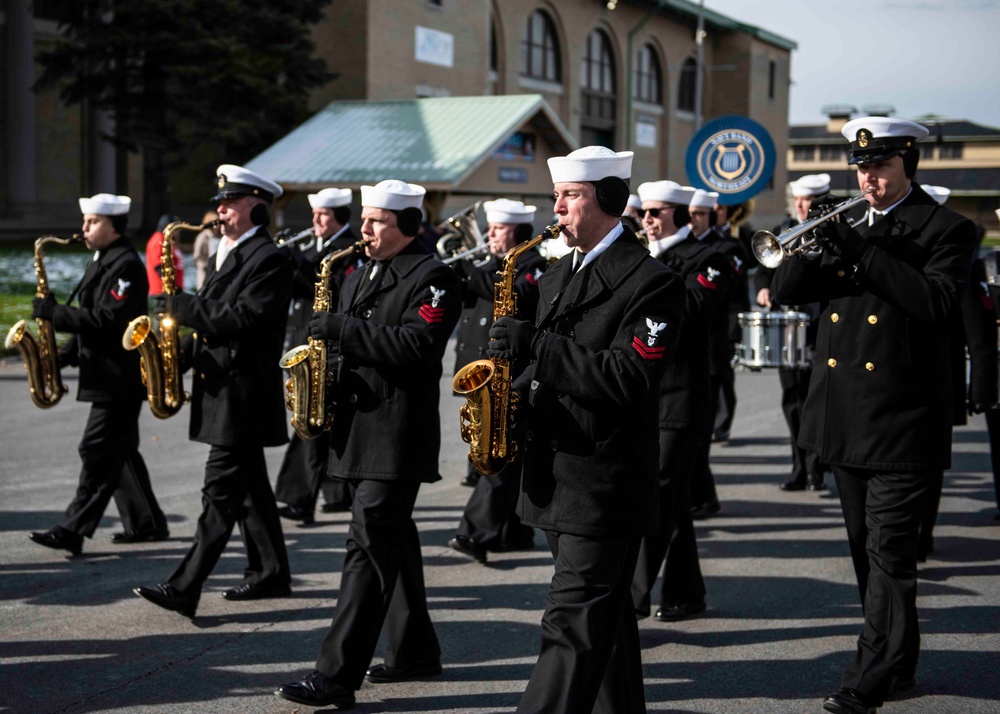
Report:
656,237,733,430
514,227,685,539
326,241,461,483
53,236,148,402
771,184,977,471
173,230,292,448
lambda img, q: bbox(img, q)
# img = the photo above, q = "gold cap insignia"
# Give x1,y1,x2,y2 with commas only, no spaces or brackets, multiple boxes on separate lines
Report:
857,129,870,148
217,174,227,189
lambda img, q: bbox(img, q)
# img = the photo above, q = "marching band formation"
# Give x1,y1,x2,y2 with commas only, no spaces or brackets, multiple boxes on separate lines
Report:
8,116,997,714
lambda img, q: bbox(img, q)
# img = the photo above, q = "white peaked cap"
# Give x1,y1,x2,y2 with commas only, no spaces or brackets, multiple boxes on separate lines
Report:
214,164,283,201
547,146,634,183
79,193,131,216
627,194,643,209
921,184,951,205
308,187,353,209
638,180,696,205
791,174,831,197
841,116,930,143
360,179,426,211
484,198,536,224
689,189,719,209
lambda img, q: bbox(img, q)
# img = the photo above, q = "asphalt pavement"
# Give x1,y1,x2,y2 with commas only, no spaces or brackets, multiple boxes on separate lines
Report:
1,350,999,714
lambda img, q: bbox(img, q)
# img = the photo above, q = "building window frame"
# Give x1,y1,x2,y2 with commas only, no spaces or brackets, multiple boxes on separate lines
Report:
580,28,617,138
634,43,663,106
677,57,697,113
520,10,561,84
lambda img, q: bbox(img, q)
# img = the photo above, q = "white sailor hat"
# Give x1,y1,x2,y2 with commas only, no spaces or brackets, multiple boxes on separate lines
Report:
547,146,633,183
79,193,131,216
212,164,283,203
841,117,929,165
484,198,536,224
791,174,831,197
360,179,426,211
638,180,696,205
921,184,951,205
689,189,719,209
627,193,643,210
308,187,353,209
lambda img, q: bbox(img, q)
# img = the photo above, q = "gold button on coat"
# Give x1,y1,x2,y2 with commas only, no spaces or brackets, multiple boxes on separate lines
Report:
866,362,875,371
868,315,878,324
828,358,837,368
837,270,846,278
831,313,839,323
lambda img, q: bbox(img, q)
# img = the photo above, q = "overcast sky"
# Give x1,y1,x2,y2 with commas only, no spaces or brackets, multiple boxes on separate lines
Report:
702,0,1000,128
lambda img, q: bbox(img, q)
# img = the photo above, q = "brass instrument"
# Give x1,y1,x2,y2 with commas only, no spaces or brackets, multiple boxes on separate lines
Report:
435,203,486,264
275,227,315,248
751,189,874,269
443,243,490,265
453,224,560,475
122,219,220,418
279,239,368,440
635,228,649,248
4,233,83,408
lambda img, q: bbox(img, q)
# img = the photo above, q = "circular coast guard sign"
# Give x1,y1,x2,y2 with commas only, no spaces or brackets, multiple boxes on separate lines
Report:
685,115,776,205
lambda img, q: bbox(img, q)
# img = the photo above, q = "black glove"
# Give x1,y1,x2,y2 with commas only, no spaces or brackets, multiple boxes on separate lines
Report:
57,350,77,368
150,293,168,314
487,316,543,360
309,311,344,340
31,294,56,320
817,219,866,261
806,194,841,221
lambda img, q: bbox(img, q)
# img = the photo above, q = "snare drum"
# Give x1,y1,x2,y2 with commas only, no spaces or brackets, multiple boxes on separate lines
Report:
736,311,811,369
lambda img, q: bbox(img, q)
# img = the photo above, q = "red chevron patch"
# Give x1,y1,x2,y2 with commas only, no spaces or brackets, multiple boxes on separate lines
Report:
419,304,445,324
982,295,995,311
696,273,718,290
632,336,665,360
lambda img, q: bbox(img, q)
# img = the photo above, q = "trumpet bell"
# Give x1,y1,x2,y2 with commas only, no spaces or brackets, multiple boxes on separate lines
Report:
751,231,786,269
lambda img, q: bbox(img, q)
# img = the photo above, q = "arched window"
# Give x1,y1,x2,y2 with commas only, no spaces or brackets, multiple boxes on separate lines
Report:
520,10,561,83
678,57,697,112
580,29,616,147
634,44,662,105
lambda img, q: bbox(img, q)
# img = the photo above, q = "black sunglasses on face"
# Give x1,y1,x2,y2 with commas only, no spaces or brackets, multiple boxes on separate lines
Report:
641,206,674,218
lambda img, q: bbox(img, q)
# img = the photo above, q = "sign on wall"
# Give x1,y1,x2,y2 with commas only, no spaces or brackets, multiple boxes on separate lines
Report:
685,115,776,205
415,26,454,68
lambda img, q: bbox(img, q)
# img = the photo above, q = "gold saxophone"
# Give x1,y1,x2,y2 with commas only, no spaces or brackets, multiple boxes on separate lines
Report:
453,224,560,475
5,234,83,408
279,240,367,440
122,219,219,419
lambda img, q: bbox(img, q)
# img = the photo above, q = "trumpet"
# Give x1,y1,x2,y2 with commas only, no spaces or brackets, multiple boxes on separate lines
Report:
275,227,314,248
751,189,874,269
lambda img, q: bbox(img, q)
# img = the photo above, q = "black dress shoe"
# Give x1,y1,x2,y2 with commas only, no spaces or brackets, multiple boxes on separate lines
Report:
690,501,720,520
133,583,198,618
780,478,807,491
320,502,351,513
275,670,355,708
110,527,169,543
366,661,442,683
461,472,480,487
222,580,291,601
807,474,828,491
28,527,82,555
448,535,487,563
822,688,876,714
712,429,729,443
277,505,314,525
655,601,707,621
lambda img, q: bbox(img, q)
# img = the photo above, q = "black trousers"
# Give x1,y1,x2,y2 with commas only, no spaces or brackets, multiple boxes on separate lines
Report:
518,532,645,714
833,465,931,705
632,428,707,617
274,432,352,514
779,365,823,483
316,479,440,690
712,358,737,435
60,400,166,537
985,409,1000,512
456,459,533,549
167,445,290,598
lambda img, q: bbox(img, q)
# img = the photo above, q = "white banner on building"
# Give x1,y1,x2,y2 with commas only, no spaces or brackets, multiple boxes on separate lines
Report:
415,26,454,68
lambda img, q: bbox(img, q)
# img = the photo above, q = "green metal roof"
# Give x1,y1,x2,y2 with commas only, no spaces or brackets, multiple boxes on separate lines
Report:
245,94,576,190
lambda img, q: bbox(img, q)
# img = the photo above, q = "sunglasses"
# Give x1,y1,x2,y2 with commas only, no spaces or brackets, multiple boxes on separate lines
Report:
641,207,674,218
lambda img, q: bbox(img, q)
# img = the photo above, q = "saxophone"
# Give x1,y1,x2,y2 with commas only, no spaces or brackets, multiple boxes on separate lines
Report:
4,234,82,408
279,240,367,440
122,219,219,419
453,224,559,475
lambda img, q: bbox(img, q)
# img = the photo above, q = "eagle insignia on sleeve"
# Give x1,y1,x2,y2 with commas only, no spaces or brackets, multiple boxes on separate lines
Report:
633,318,668,360
110,278,131,301
419,285,447,324
697,266,720,290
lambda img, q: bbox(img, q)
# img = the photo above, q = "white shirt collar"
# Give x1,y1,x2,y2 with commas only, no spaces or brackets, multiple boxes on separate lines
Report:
868,186,912,225
216,225,260,270
573,221,624,272
648,225,691,258
319,223,350,252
